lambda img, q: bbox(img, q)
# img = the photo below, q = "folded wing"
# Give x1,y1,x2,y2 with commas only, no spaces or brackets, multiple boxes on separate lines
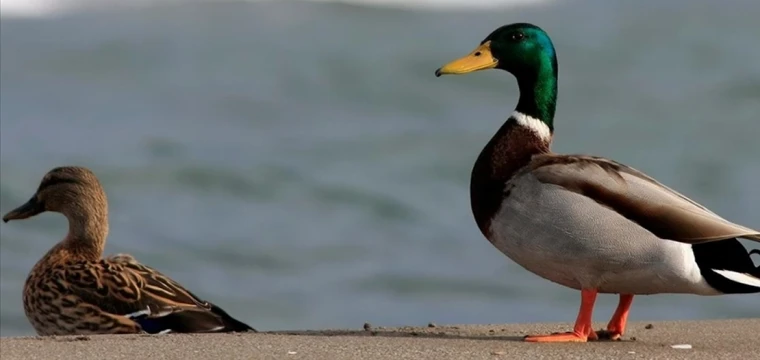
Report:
527,154,760,244
63,254,255,334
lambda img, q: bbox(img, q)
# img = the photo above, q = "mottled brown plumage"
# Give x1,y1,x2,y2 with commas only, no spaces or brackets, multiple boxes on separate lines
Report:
3,166,255,335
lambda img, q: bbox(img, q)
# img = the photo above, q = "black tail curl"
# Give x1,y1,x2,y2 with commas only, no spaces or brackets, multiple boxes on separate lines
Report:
750,249,760,271
693,240,760,294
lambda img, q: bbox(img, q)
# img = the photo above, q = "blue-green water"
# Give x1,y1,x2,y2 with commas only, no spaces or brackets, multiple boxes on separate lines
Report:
1,0,758,337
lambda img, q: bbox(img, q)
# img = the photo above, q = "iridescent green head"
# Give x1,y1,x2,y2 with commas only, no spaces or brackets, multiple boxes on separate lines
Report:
435,23,558,128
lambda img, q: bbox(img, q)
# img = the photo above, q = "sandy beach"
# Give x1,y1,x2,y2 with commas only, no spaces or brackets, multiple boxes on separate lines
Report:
1,319,757,360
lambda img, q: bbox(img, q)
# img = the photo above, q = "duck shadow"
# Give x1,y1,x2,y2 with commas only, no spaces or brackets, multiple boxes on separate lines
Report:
262,328,633,343
264,329,527,342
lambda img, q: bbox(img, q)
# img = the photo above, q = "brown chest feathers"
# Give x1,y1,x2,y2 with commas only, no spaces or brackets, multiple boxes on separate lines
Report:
470,119,551,238
23,251,140,336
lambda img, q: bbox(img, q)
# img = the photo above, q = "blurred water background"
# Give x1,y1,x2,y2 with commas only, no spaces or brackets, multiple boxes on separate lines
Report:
1,0,758,337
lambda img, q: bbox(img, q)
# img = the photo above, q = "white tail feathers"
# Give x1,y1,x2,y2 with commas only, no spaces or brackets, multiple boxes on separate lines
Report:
712,269,760,288
124,306,177,319
125,307,151,319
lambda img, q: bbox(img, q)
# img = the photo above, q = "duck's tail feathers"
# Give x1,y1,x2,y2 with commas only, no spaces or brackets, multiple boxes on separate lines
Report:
710,269,760,291
693,239,760,294
127,304,256,334
751,249,760,274
208,302,257,333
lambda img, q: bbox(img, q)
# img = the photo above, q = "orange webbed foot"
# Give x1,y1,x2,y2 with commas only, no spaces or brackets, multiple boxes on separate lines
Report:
523,289,599,343
524,326,598,343
524,332,588,343
596,294,634,341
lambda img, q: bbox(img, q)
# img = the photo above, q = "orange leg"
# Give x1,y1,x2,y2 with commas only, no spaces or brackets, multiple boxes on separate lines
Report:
524,289,598,343
597,294,634,340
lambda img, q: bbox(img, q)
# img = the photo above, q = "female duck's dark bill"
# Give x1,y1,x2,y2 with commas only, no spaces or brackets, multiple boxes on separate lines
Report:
435,41,498,77
2,197,44,223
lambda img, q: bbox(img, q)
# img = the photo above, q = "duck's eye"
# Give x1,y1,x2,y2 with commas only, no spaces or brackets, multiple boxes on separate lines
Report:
510,32,525,41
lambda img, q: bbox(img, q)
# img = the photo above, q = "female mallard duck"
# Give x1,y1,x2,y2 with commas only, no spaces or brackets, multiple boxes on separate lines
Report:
435,23,760,342
2,166,255,335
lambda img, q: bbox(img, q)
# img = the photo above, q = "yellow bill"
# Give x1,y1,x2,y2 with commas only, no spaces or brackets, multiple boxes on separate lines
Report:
435,41,498,77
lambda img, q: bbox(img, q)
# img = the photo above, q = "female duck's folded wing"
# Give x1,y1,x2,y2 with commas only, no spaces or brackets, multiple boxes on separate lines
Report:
124,304,253,334
65,254,255,333
526,154,760,244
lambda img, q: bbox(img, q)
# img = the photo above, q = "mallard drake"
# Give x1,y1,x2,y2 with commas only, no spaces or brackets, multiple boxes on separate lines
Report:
435,23,760,342
2,166,256,335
